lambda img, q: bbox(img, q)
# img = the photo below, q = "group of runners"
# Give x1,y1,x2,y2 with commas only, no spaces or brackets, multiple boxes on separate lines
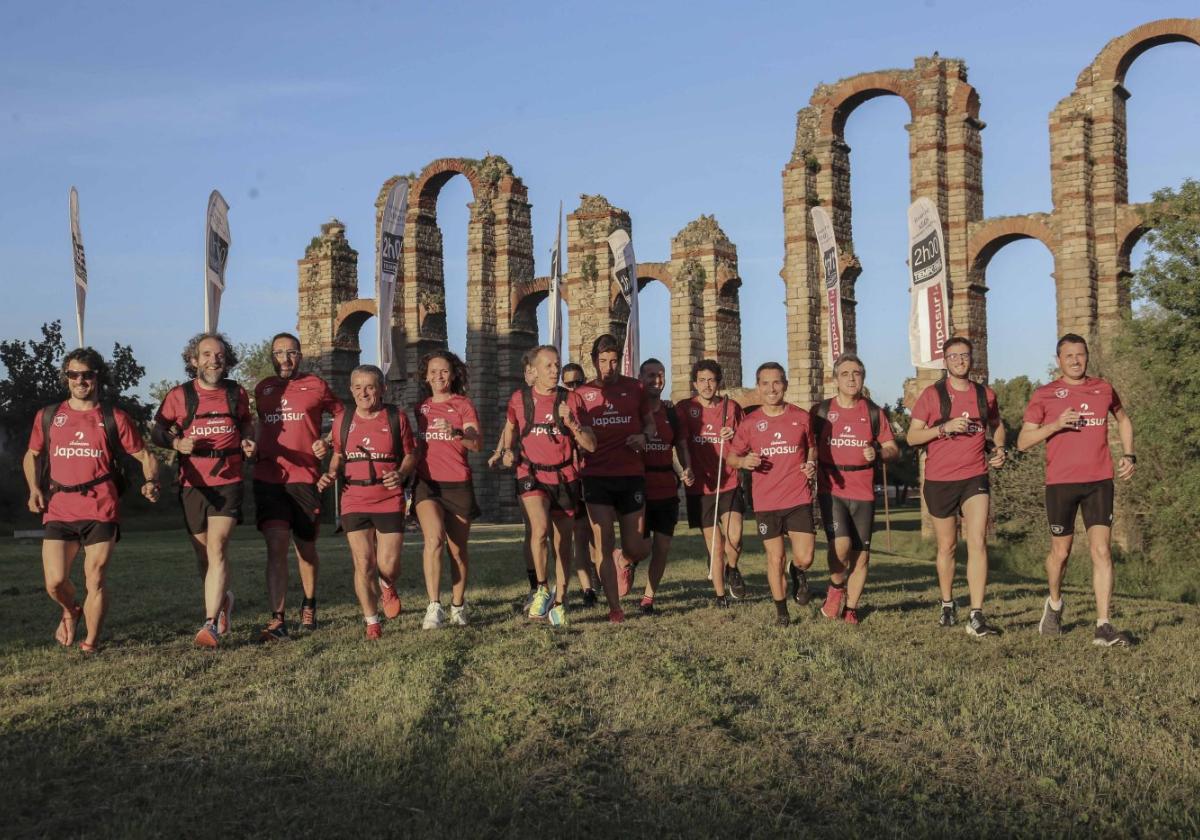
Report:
23,328,1137,651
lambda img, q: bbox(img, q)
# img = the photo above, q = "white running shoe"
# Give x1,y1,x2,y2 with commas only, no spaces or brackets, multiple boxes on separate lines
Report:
422,601,446,630
449,603,468,626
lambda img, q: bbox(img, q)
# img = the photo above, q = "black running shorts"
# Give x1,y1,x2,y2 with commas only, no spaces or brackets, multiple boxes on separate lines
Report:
582,475,646,516
341,510,405,534
818,493,874,551
755,504,815,540
44,519,120,546
1045,479,1114,536
413,477,481,521
923,475,990,520
686,487,746,530
642,497,680,538
181,484,244,535
254,480,322,541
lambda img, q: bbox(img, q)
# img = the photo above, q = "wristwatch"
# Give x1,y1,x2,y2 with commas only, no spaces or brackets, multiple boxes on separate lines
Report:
1121,453,1137,463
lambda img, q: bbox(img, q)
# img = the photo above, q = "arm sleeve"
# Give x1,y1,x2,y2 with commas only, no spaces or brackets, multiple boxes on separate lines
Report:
461,398,480,429
986,387,1001,424
399,414,416,455
729,423,751,457
877,410,895,444
1109,386,1123,415
332,416,346,456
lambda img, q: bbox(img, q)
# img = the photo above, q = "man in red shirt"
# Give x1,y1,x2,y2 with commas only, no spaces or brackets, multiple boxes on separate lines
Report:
812,353,899,624
679,359,746,605
576,334,657,623
253,333,342,640
1018,333,1136,647
728,363,816,626
906,337,1006,637
23,348,161,652
152,333,255,648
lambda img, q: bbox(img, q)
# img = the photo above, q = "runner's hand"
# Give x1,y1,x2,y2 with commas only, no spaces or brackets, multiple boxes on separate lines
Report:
487,450,503,469
141,481,160,503
502,449,515,468
27,488,45,514
742,452,763,470
312,439,329,459
1054,407,1081,431
241,438,257,459
680,467,695,487
801,461,816,480
862,445,877,463
1117,454,1136,481
431,417,452,435
943,416,970,435
381,469,403,489
719,426,735,441
625,433,646,452
173,436,195,455
316,472,335,492
988,447,1007,469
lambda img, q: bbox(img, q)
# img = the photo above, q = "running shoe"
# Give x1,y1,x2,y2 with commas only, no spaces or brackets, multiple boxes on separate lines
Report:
790,566,811,606
616,550,634,597
581,588,598,609
365,621,383,641
726,566,747,600
1038,597,1064,637
842,607,860,626
1093,623,1133,647
548,604,568,627
775,612,791,628
713,594,730,609
380,582,402,620
528,586,553,621
608,607,625,624
821,585,846,620
449,603,469,627
639,596,655,615
422,601,446,630
938,600,958,628
216,590,234,636
195,622,220,648
259,617,289,642
300,603,317,632
965,609,1001,638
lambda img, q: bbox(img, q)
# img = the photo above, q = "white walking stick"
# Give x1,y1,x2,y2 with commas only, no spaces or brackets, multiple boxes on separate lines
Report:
706,396,731,584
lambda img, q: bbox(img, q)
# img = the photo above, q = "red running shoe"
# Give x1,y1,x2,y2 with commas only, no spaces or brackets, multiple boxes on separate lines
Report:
380,582,402,620
365,621,383,640
195,622,220,648
843,607,860,626
608,608,625,624
615,549,634,597
821,585,846,620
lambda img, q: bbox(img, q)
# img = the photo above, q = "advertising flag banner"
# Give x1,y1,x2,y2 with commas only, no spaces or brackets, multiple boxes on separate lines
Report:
204,191,231,333
548,201,564,356
811,206,843,367
607,228,639,377
377,179,409,377
69,187,87,347
907,197,951,369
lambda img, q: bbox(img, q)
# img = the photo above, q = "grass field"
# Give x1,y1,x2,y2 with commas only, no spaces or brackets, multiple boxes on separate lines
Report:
2,506,1198,838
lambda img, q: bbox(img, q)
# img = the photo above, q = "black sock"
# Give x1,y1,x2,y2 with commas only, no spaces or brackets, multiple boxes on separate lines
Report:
526,569,538,589
273,610,285,621
451,601,464,609
302,597,316,609
774,598,789,618
830,582,846,591
537,579,548,589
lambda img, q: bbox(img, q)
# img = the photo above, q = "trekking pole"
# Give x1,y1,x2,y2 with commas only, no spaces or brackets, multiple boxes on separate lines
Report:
881,461,893,551
707,396,731,584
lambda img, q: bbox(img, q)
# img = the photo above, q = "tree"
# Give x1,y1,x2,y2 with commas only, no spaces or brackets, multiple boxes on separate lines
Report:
990,375,1039,442
232,338,275,391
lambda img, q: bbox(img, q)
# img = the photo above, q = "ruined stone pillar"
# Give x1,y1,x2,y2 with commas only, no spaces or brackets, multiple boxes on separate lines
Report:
564,195,630,376
296,219,361,398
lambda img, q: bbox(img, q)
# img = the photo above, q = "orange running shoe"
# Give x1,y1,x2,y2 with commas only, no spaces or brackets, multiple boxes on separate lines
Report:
615,549,634,597
843,607,860,626
365,621,383,640
259,616,289,642
380,582,402,620
300,603,317,631
821,585,846,620
195,622,220,648
608,608,625,624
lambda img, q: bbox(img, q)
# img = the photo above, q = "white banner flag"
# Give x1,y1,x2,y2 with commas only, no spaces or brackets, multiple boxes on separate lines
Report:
376,179,409,377
607,228,639,377
547,201,564,356
907,197,951,369
69,187,87,348
204,191,231,333
811,206,843,368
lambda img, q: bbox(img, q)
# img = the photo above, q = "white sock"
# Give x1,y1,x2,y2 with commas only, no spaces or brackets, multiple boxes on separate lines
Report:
1097,617,1109,628
365,614,381,625
1049,597,1063,611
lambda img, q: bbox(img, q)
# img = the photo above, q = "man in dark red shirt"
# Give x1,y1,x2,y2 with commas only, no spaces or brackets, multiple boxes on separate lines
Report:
1018,333,1136,647
728,362,816,626
812,353,899,625
23,348,161,652
906,337,1006,637
152,333,255,648
253,333,342,640
679,359,746,605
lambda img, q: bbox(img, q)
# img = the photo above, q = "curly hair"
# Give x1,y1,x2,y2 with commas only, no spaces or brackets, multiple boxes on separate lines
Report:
181,332,238,379
590,334,621,375
417,350,469,399
690,358,723,387
59,347,111,391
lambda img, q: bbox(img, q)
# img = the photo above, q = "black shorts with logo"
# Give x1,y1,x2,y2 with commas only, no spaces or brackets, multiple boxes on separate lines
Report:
686,487,747,530
582,475,646,516
413,477,481,521
818,493,874,551
755,504,815,540
181,484,244,535
44,520,121,546
642,497,680,538
923,475,990,520
1045,479,1114,536
341,510,405,534
517,475,582,518
254,480,322,542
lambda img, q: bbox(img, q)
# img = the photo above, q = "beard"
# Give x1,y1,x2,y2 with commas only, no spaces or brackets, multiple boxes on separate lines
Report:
198,367,224,387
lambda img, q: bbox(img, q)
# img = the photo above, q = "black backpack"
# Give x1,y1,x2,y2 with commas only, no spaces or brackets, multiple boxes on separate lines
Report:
814,397,886,473
338,402,402,486
934,377,989,427
516,385,573,472
36,401,130,497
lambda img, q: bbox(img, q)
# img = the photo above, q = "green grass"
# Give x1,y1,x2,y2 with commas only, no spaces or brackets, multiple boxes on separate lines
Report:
2,507,1198,838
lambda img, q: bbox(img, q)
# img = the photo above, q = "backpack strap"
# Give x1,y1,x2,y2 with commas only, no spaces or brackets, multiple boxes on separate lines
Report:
340,404,401,486
517,386,574,475
867,399,882,441
36,402,61,495
664,402,680,439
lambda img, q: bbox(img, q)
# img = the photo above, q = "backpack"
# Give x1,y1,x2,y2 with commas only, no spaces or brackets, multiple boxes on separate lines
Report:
36,401,130,498
163,379,244,477
516,385,573,472
814,397,886,473
338,402,402,486
934,377,989,427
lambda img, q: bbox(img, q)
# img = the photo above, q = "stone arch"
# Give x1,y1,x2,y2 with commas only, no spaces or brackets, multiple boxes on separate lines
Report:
333,298,377,350
1092,18,1200,87
818,72,917,138
967,215,1057,275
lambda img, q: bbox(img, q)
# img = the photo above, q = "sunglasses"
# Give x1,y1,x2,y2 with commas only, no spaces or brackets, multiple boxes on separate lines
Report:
66,370,97,381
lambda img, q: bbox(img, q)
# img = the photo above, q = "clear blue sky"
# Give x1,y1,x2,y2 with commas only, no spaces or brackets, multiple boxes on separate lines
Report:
2,1,1197,404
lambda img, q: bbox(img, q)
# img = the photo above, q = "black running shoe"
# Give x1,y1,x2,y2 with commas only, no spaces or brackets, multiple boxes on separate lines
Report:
1039,598,1064,637
790,566,812,606
775,612,790,627
1093,623,1133,647
938,601,958,628
581,588,598,608
639,597,656,616
726,566,747,601
965,609,1000,638
714,594,731,609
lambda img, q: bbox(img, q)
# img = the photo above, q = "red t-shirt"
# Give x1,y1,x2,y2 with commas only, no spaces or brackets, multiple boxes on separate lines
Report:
335,408,415,513
505,387,585,485
813,398,894,502
155,382,251,487
912,381,1000,482
1023,377,1121,485
415,394,479,483
29,403,144,524
644,403,680,502
679,396,744,495
576,376,651,478
254,373,342,484
731,403,815,511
